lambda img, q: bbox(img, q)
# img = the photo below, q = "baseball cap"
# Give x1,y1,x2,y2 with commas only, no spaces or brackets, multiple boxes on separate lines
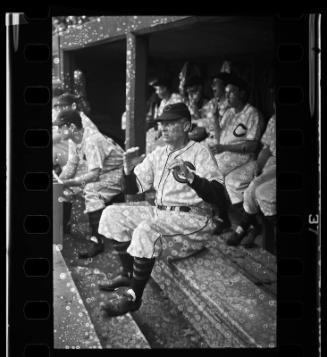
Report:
150,76,172,88
155,102,191,122
211,72,232,85
225,73,249,92
56,93,79,106
52,109,82,127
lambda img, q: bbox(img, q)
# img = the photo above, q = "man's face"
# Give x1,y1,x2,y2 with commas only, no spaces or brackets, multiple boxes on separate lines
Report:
52,98,73,122
211,78,225,98
154,85,168,99
158,119,188,144
57,123,72,141
225,84,243,108
186,85,202,103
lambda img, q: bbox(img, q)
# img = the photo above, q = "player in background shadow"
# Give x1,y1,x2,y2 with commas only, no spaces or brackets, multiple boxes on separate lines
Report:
228,101,276,252
209,74,264,242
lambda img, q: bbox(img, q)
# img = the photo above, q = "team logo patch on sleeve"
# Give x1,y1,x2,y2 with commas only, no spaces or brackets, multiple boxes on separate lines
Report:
233,123,247,137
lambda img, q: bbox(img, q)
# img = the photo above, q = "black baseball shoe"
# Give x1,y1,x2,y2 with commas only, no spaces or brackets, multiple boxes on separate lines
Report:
101,287,142,317
212,217,231,235
78,237,104,259
241,224,261,248
226,229,247,246
98,274,131,292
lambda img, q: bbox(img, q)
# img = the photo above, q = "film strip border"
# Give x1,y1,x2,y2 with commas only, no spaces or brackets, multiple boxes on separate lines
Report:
6,12,321,356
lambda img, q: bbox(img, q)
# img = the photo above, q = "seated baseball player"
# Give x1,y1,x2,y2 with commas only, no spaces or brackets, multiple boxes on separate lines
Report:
209,74,264,241
53,92,99,234
53,109,125,259
97,102,230,317
228,113,276,248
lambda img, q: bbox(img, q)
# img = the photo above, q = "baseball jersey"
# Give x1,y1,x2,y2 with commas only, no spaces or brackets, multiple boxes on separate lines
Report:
155,93,183,118
134,140,223,208
53,112,98,170
260,114,276,169
261,115,276,157
215,103,263,175
62,126,124,180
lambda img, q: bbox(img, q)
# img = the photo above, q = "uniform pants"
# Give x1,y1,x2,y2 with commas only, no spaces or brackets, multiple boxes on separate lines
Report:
98,205,216,262
243,163,276,216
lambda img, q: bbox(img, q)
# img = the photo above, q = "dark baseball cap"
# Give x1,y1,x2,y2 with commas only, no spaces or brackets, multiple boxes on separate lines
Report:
211,72,232,84
151,76,172,88
56,93,79,106
52,109,82,127
225,73,249,92
155,102,191,122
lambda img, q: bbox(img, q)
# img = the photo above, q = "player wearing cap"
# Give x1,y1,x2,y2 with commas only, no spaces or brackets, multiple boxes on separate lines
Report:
97,102,229,317
53,109,125,258
53,92,101,235
199,72,231,148
53,93,99,173
184,76,208,120
210,74,264,244
229,113,276,249
151,76,183,118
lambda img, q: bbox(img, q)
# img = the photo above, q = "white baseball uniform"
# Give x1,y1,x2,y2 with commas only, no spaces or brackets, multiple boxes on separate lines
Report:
99,141,224,261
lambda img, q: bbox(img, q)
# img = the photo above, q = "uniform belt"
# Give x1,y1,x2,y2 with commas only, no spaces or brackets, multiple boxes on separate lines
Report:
156,205,212,216
156,205,190,212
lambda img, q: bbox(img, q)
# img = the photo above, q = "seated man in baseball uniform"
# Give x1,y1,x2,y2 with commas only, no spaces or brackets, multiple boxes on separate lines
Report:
53,92,99,234
210,74,264,242
97,103,229,317
53,109,125,259
229,112,276,249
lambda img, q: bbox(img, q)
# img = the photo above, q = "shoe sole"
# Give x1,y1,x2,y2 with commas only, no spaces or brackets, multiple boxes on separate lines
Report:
102,300,142,317
98,283,131,292
78,247,104,259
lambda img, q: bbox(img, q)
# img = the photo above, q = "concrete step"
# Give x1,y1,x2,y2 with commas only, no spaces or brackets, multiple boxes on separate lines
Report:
62,232,208,348
69,266,150,349
54,245,150,349
53,245,102,349
152,247,276,348
208,235,276,297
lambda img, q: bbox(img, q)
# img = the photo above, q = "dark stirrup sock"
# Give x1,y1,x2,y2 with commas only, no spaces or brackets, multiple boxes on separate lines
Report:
87,209,106,243
235,205,257,232
130,257,156,302
112,241,134,277
265,215,277,225
63,202,72,230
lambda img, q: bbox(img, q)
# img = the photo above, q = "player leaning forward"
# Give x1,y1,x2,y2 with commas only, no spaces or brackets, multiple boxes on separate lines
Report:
98,102,229,317
53,109,125,258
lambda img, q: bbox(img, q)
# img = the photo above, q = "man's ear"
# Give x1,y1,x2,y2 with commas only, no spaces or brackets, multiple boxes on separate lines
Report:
72,103,77,110
184,120,192,132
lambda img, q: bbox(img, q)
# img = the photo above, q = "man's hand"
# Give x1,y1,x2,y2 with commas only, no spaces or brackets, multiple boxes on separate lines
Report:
254,163,263,177
210,144,226,155
168,159,195,183
123,147,146,175
61,179,72,188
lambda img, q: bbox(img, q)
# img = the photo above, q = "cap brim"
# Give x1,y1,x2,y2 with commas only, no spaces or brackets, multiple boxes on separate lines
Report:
154,113,188,122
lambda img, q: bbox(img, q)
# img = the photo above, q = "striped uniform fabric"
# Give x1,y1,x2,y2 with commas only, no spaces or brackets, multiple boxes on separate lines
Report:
243,115,276,216
60,125,124,213
53,112,99,170
214,103,264,204
99,141,223,261
154,93,183,118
